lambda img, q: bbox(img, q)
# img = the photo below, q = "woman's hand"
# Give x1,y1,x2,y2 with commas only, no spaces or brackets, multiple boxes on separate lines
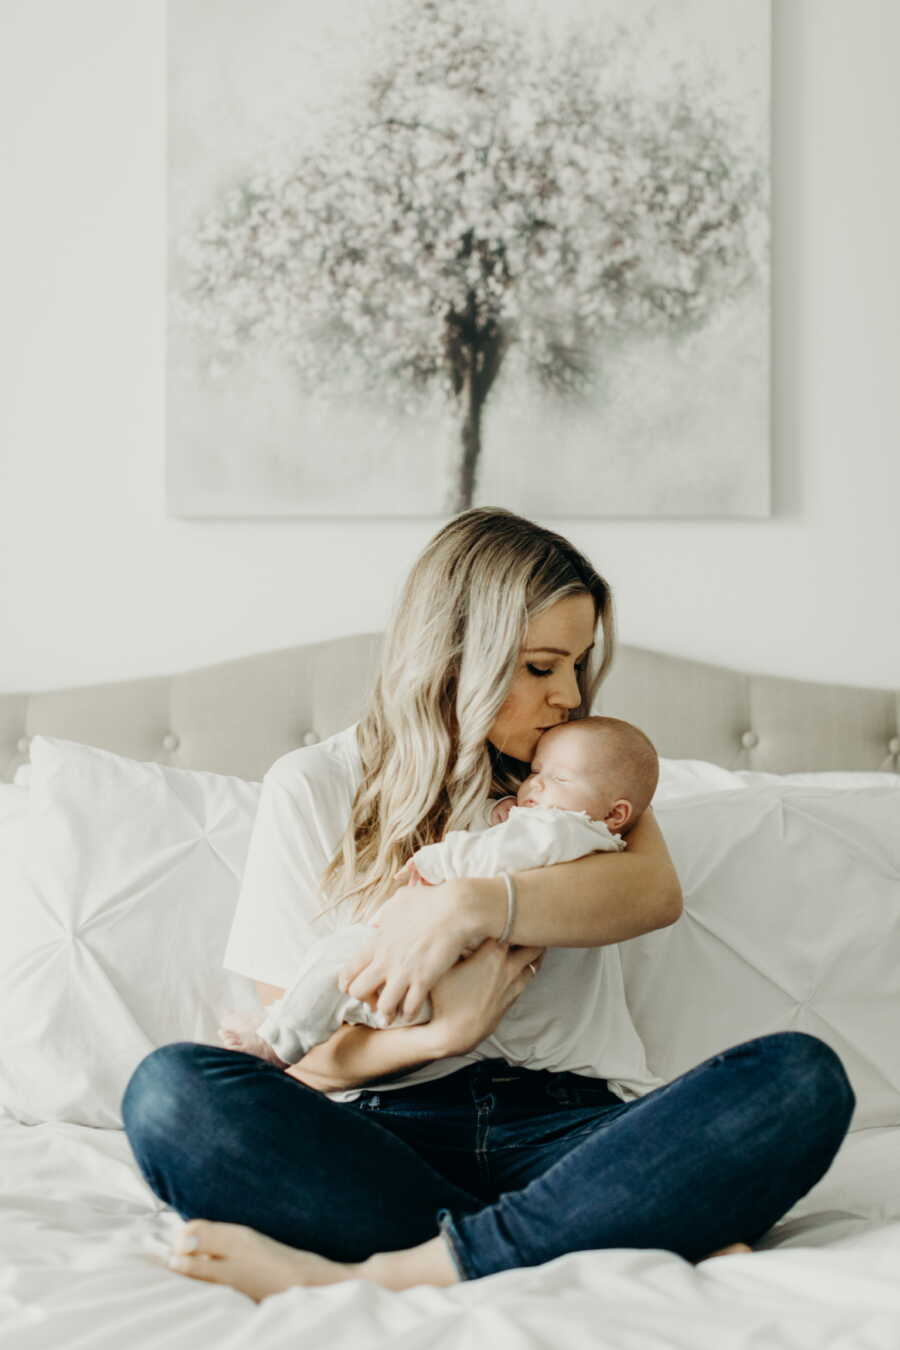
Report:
338,876,482,1025
427,939,546,1056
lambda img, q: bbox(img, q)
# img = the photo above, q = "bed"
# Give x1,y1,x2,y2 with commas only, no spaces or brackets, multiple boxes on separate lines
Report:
2,634,899,1348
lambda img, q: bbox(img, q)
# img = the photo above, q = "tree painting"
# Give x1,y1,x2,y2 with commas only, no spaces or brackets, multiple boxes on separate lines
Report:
170,0,769,518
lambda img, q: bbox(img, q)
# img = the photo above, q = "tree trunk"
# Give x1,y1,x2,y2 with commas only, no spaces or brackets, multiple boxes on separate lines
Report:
451,356,481,513
443,315,508,514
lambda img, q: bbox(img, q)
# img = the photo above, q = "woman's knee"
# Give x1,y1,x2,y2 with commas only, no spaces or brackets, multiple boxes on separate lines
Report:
121,1041,208,1140
758,1030,856,1135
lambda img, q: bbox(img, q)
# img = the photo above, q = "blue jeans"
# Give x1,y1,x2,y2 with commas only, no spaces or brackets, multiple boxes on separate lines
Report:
121,1030,854,1281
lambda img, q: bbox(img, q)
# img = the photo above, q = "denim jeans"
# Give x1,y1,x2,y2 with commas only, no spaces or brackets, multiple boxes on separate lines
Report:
121,1030,854,1281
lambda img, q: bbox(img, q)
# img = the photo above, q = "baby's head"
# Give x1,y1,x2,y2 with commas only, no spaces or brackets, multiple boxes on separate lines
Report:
516,716,659,835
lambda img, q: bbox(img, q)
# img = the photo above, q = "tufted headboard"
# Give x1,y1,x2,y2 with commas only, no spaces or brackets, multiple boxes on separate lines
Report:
2,634,898,783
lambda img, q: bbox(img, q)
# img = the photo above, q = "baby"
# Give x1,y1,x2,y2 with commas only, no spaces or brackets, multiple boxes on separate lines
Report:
218,715,659,1066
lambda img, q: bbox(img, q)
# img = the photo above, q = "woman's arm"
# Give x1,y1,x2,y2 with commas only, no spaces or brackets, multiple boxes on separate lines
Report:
340,806,682,1026
288,936,544,1093
254,946,449,1095
284,1020,448,1094
460,806,683,949
255,947,446,1093
255,980,286,1009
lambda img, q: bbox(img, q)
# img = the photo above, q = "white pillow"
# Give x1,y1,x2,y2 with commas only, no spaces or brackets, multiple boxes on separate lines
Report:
0,780,29,903
654,758,900,803
0,783,35,1130
0,780,29,912
654,759,746,802
782,1126,900,1232
623,784,900,1132
1,737,263,1127
0,780,28,811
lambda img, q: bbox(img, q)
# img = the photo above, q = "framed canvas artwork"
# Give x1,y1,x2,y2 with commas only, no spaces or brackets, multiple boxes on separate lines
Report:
167,0,770,518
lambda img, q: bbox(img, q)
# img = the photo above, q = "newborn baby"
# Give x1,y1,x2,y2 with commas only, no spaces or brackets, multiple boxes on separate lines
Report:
218,715,659,1066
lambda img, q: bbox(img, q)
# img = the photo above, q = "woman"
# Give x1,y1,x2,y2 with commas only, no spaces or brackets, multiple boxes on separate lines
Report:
122,508,855,1303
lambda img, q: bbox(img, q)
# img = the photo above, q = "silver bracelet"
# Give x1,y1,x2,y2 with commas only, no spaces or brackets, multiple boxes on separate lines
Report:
497,871,517,944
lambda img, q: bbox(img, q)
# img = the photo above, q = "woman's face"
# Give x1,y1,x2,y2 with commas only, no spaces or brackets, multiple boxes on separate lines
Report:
487,593,597,764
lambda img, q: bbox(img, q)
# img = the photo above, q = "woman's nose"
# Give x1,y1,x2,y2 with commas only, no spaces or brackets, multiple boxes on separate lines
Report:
548,671,582,709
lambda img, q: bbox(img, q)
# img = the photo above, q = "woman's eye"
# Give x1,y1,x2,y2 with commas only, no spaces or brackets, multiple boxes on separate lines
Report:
526,662,588,679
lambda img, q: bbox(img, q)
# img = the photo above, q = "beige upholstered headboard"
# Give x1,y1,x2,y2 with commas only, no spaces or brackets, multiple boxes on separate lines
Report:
2,634,898,783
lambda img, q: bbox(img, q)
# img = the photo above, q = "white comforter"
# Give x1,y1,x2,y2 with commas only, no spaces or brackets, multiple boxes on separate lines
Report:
2,1116,899,1349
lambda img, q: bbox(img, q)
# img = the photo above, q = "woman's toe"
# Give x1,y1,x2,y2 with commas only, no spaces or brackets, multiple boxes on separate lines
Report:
169,1218,254,1280
172,1218,222,1255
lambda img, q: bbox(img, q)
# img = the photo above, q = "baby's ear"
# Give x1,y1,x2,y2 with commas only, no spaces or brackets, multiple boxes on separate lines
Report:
490,797,516,825
606,799,633,831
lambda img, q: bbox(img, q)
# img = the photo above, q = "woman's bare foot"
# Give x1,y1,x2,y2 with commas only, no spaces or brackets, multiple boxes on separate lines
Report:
166,1219,751,1302
696,1241,753,1263
167,1221,458,1302
167,1220,358,1302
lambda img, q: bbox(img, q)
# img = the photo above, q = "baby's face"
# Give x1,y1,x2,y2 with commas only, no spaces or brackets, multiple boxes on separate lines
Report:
516,726,619,823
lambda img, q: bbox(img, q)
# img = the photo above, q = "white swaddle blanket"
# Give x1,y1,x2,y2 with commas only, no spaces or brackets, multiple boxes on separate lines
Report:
233,806,624,1065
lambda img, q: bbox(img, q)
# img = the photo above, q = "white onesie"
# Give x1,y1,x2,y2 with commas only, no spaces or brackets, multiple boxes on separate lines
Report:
249,804,625,1064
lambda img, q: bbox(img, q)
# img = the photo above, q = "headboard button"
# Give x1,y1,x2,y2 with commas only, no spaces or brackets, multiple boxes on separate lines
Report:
889,736,900,756
741,730,759,750
302,731,319,747
162,733,180,752
16,736,30,753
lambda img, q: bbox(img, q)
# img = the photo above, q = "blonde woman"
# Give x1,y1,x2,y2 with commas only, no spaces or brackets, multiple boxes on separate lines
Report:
122,508,854,1304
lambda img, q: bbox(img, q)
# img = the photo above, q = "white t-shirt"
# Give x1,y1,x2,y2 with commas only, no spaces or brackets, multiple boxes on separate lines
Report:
222,722,664,1105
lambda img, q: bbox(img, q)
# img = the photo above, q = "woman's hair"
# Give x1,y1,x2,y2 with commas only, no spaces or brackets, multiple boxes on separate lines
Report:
312,507,615,926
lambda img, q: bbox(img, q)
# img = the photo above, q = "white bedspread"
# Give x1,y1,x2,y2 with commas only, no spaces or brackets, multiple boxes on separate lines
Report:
2,1116,899,1349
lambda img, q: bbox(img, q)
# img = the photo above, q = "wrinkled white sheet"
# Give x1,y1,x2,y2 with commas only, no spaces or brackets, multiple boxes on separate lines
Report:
1,1116,899,1350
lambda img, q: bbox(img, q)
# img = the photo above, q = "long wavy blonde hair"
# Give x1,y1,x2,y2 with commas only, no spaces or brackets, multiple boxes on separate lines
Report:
312,507,615,926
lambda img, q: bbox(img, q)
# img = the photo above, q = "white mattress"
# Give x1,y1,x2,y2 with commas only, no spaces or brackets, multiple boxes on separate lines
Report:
2,1115,900,1349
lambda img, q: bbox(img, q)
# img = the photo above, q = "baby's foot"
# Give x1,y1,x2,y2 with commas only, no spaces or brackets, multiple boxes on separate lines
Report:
167,1219,358,1303
217,1010,290,1068
217,1026,288,1067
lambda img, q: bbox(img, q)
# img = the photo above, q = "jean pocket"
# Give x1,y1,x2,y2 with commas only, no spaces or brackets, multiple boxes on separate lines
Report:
547,1074,618,1109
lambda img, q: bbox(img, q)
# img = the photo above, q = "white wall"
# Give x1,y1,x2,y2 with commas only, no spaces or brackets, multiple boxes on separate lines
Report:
1,0,898,694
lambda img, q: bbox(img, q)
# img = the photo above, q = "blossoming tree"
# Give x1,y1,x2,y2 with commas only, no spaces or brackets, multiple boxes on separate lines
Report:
176,0,764,513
